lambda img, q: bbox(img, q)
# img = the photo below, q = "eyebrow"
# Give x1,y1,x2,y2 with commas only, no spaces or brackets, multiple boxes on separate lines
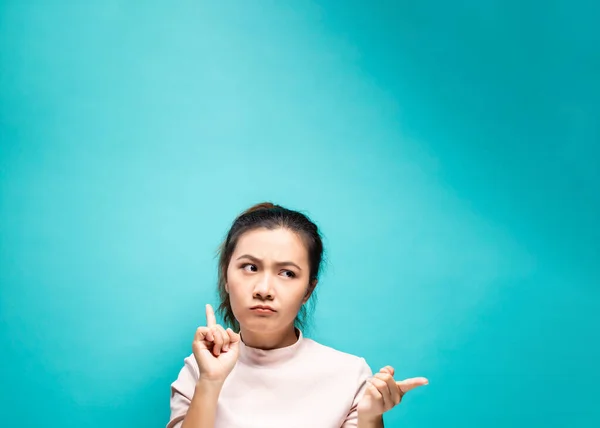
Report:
236,254,303,271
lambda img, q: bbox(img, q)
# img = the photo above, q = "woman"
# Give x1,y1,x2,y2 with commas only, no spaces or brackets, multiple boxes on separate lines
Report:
167,202,428,428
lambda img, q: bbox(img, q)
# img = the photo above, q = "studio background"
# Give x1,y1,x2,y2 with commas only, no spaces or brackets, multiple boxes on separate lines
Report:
1,1,598,427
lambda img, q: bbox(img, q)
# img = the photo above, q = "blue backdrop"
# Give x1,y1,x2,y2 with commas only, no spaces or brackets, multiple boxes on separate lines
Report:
1,1,598,427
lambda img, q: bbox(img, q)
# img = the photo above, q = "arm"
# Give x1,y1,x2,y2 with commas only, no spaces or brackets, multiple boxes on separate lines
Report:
342,358,375,428
180,380,223,428
168,304,241,428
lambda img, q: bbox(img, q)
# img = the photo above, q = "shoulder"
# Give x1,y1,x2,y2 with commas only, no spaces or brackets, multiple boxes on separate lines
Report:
170,354,199,397
301,337,366,364
167,354,199,428
180,353,200,378
301,338,372,377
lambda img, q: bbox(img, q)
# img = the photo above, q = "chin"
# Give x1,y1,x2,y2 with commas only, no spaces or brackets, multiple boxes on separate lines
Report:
240,316,276,330
238,315,291,335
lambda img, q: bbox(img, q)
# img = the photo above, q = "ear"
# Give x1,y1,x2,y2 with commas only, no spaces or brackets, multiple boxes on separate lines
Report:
302,279,318,304
225,283,229,293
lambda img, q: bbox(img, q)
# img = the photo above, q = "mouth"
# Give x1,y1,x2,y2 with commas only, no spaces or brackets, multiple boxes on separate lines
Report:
250,305,277,313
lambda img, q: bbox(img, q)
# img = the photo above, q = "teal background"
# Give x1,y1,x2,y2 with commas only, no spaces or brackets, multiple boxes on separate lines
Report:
1,1,598,427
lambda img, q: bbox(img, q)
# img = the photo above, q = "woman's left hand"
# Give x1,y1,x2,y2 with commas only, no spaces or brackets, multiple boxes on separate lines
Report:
357,366,428,421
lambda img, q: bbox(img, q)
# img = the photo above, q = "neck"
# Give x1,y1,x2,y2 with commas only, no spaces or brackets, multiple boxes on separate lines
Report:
240,325,299,350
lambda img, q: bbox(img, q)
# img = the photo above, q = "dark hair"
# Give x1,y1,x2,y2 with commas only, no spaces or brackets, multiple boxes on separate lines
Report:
216,202,325,332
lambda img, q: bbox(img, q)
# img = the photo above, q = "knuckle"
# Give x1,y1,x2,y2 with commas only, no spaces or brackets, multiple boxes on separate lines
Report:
375,373,391,382
373,379,385,388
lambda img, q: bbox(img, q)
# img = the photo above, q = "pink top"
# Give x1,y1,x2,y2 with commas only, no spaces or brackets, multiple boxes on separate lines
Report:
167,330,373,428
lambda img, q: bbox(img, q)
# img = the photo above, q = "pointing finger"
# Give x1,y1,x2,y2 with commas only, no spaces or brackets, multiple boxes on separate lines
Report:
205,304,217,328
397,377,429,394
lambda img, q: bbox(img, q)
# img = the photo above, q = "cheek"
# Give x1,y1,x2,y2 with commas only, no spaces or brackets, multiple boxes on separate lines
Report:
225,271,246,302
225,265,241,290
283,286,310,309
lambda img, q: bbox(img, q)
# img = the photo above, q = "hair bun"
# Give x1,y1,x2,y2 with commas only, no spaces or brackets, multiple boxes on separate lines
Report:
240,202,277,216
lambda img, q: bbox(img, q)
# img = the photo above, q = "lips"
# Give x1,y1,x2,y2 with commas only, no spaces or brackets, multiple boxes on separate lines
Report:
250,305,276,312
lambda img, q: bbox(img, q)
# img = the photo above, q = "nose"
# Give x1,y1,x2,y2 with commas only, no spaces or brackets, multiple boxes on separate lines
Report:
252,272,275,300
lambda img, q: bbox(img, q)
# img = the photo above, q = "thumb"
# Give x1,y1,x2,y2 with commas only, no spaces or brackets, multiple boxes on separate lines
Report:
397,377,429,393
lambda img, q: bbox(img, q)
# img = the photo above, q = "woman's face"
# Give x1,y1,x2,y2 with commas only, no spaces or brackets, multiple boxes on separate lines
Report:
226,227,313,335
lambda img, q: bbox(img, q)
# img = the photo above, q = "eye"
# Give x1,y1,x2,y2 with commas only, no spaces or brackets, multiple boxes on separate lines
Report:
281,270,296,278
242,263,257,272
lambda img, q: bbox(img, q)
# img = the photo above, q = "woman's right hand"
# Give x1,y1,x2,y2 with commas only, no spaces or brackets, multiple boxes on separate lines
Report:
192,304,241,383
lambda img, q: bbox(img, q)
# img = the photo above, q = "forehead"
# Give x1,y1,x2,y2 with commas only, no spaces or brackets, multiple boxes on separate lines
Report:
233,227,308,264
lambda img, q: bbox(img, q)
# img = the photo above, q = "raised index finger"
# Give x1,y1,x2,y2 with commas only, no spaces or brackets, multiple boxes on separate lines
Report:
205,304,217,327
